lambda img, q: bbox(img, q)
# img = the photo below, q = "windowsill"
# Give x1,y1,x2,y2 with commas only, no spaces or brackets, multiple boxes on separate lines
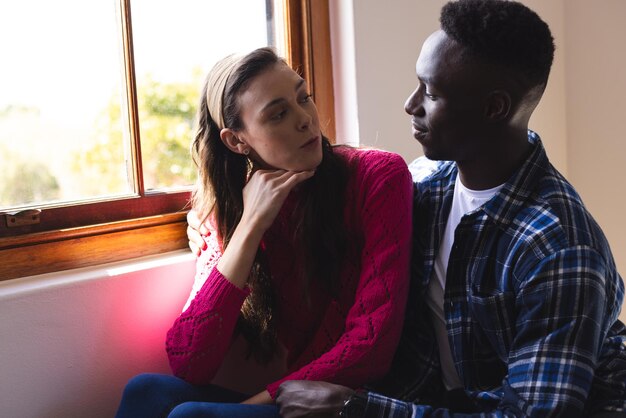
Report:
0,212,189,282
0,249,195,293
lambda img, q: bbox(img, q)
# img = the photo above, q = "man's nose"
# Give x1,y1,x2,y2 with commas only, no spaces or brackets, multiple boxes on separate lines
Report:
404,88,423,116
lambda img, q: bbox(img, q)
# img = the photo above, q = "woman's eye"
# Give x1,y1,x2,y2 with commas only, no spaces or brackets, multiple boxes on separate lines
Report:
299,94,312,103
272,110,287,120
425,92,437,100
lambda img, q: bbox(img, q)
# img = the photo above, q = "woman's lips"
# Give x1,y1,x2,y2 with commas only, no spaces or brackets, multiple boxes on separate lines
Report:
300,135,320,148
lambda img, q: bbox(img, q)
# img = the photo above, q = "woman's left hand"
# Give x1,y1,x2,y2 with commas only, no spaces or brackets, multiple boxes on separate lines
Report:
241,389,273,405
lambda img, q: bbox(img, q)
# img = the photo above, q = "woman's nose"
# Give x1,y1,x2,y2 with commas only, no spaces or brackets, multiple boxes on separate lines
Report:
297,107,313,131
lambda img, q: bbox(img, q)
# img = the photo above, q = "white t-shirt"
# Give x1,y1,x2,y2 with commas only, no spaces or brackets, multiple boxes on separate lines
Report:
425,177,503,389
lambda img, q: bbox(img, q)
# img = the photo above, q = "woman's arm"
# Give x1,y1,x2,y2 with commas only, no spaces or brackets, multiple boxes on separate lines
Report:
266,151,414,397
241,390,274,405
167,169,314,385
217,169,315,289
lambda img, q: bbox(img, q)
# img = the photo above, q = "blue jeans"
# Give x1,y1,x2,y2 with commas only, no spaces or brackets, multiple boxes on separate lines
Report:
115,373,280,418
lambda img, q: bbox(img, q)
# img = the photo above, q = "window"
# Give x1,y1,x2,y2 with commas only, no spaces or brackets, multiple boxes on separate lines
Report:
0,0,334,281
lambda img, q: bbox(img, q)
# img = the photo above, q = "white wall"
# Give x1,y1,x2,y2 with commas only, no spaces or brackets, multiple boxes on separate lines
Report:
0,251,287,418
563,0,626,287
0,252,195,418
330,0,626,319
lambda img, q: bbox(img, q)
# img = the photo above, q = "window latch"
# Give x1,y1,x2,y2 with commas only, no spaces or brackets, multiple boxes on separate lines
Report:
5,209,41,228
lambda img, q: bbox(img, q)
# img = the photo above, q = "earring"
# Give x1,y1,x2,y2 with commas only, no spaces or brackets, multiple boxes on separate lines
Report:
243,148,250,156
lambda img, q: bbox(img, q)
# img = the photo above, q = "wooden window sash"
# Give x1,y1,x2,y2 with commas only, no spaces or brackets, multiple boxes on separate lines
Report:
0,0,190,240
284,0,336,141
0,0,334,282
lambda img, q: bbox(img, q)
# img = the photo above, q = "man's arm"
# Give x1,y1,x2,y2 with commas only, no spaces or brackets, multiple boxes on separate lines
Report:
275,246,614,418
277,381,417,418
276,380,521,418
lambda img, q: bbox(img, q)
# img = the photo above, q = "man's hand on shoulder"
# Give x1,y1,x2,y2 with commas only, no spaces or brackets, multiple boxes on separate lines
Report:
186,209,209,257
276,380,355,418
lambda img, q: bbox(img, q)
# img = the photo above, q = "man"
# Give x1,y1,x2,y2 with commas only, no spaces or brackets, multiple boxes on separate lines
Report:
274,0,626,417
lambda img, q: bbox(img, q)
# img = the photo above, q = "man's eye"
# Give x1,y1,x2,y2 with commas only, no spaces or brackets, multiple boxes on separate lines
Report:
299,94,313,103
418,83,436,100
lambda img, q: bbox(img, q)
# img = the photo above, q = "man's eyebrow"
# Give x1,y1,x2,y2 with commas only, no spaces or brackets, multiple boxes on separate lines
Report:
418,75,433,85
260,78,307,113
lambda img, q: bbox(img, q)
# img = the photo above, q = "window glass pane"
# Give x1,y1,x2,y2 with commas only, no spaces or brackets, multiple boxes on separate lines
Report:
0,0,131,211
131,0,282,192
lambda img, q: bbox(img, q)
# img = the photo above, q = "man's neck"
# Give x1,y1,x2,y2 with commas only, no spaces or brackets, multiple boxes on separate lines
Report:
456,129,532,190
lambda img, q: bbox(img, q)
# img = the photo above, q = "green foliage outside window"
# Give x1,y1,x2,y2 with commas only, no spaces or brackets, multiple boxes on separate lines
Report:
1,77,199,209
73,75,199,195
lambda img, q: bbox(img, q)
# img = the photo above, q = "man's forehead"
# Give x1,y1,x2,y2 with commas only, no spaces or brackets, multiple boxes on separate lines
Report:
423,30,450,53
415,30,459,78
414,30,495,95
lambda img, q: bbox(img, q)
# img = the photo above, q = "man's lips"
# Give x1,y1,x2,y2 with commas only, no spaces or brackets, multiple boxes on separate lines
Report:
411,120,428,133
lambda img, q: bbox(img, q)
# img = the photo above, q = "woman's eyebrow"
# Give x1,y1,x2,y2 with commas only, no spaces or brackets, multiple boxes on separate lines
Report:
260,78,308,113
295,78,306,91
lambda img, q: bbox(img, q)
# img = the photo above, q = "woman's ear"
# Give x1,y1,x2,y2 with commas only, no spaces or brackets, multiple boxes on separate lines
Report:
220,128,249,155
484,90,511,121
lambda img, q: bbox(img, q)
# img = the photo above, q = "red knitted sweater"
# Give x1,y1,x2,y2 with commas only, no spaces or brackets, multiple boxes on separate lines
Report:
166,146,413,398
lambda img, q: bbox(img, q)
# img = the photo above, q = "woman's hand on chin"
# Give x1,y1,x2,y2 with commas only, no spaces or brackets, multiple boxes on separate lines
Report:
241,169,315,233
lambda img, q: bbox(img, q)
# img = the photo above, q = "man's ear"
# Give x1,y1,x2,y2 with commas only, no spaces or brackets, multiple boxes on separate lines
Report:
219,128,248,155
484,90,511,121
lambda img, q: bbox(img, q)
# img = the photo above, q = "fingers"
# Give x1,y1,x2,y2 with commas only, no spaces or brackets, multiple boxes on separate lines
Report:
188,240,201,258
186,220,208,257
187,209,210,236
251,169,315,191
280,170,315,191
187,209,201,229
241,169,316,231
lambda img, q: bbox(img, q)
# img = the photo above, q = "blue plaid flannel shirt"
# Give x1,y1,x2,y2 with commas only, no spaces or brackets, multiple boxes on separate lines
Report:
362,132,626,417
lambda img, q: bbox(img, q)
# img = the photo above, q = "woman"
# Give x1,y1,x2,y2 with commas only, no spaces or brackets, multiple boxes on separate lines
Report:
116,47,413,418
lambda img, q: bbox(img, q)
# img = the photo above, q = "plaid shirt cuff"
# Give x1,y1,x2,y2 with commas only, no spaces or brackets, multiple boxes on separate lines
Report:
364,392,416,418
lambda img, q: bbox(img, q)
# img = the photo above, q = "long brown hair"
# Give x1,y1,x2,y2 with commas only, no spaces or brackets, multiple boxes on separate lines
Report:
191,47,348,363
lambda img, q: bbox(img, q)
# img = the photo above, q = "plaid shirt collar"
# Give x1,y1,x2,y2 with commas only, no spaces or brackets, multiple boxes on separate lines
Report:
426,130,545,230
482,130,545,228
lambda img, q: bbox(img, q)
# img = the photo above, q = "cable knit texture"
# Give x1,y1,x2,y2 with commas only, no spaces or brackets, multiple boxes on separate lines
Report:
166,147,413,399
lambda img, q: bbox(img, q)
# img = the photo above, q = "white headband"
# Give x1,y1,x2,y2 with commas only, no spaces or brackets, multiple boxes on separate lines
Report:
205,54,244,130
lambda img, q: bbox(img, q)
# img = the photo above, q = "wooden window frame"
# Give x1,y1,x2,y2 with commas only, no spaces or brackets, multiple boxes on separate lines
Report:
0,0,335,281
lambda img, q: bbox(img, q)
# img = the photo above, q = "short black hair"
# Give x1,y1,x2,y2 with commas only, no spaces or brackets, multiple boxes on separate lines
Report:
440,0,555,87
